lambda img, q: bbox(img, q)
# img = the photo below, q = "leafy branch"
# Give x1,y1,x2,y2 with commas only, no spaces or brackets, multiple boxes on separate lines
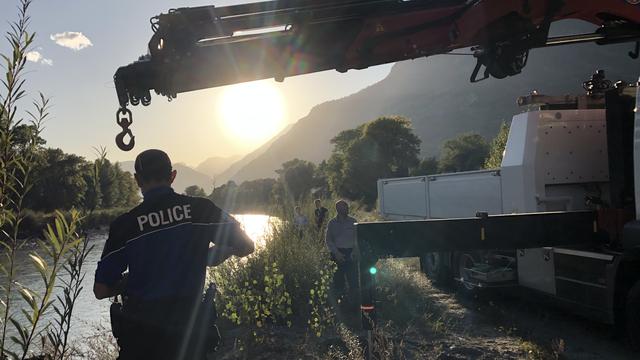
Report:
0,1,40,356
10,211,83,360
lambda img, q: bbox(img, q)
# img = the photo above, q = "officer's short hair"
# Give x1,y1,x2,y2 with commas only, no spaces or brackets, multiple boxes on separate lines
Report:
134,149,172,182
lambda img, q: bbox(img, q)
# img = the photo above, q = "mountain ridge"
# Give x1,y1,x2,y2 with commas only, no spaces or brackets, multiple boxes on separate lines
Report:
225,21,640,183
196,155,242,179
119,161,212,194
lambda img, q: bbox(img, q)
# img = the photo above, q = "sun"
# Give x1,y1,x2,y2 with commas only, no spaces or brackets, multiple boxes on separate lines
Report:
218,81,285,145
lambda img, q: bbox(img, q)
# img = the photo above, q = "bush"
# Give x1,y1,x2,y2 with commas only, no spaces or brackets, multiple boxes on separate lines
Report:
209,205,337,337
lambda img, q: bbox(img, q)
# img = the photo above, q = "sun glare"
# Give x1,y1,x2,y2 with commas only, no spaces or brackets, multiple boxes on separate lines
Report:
218,82,285,145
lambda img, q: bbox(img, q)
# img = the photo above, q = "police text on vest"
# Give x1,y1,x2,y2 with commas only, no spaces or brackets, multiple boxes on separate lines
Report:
137,204,192,231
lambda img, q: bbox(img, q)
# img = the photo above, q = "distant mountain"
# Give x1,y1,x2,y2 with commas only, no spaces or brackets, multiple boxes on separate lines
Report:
228,21,640,182
119,161,213,194
196,155,242,178
216,123,294,184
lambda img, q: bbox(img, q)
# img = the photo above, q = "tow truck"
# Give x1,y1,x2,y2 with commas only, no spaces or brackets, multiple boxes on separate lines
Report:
375,71,640,336
112,0,640,350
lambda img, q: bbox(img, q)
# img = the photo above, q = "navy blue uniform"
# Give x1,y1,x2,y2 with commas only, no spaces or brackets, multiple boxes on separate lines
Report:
96,186,250,300
95,186,252,359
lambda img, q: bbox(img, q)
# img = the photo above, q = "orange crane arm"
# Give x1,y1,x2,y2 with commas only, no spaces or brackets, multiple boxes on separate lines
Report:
114,0,640,108
112,0,640,150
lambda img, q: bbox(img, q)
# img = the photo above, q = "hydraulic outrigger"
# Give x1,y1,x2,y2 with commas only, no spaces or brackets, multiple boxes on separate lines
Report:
113,0,640,355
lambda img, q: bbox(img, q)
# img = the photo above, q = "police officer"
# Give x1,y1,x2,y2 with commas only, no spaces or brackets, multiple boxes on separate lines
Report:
93,149,254,360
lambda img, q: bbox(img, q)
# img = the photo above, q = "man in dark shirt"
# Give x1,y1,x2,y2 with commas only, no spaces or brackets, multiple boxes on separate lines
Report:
93,149,254,360
314,199,329,230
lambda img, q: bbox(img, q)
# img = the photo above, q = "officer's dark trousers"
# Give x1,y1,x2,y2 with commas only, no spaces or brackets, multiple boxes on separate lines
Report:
332,248,357,300
118,322,186,360
117,299,211,360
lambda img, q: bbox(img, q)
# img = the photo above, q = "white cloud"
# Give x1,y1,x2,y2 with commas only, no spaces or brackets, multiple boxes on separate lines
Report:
26,51,53,66
50,31,93,51
26,50,42,62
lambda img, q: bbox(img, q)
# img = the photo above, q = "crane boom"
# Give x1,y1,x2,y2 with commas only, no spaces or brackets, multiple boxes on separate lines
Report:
114,0,640,108
111,0,640,151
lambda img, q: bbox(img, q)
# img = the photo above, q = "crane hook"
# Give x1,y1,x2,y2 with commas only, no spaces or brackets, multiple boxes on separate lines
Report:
115,108,136,151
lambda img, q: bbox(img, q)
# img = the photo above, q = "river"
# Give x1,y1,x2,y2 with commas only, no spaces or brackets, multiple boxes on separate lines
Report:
4,214,275,348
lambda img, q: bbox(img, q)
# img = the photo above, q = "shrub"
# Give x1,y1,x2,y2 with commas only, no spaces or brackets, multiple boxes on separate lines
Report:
209,206,337,337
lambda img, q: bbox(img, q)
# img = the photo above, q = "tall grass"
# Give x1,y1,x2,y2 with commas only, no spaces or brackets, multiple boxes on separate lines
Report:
10,211,84,360
46,219,94,359
0,1,60,357
210,205,337,338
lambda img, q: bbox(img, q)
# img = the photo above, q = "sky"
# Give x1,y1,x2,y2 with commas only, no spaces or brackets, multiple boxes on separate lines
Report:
0,0,393,166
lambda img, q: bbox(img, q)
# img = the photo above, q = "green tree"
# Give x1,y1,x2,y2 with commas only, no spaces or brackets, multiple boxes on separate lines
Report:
438,133,489,173
210,180,239,209
411,156,439,176
330,127,363,153
313,160,331,199
82,160,102,210
112,164,139,207
234,178,277,212
98,159,119,208
185,185,207,197
362,116,421,176
8,123,45,152
484,121,510,169
276,159,316,202
118,169,140,207
25,153,140,212
326,150,346,197
326,116,421,207
340,136,390,203
25,148,88,212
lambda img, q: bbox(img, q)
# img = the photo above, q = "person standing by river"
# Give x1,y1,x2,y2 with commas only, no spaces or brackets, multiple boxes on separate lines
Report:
314,199,329,231
93,149,254,360
293,206,309,237
325,200,357,304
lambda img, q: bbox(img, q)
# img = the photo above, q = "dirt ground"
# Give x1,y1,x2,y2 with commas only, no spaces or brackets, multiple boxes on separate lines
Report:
215,259,639,359
393,282,638,360
452,288,638,359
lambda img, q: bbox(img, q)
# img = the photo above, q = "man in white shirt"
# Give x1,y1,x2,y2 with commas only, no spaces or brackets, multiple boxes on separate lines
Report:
293,206,309,237
325,200,357,302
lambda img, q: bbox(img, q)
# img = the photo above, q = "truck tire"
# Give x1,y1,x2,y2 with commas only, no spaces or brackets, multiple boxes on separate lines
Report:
626,279,640,348
453,252,481,297
420,252,452,287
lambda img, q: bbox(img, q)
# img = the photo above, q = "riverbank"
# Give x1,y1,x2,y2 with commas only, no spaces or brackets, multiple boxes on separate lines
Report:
14,208,127,238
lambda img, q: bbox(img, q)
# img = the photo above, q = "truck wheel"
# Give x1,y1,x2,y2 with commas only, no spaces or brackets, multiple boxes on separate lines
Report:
420,252,452,287
454,252,481,297
626,279,640,348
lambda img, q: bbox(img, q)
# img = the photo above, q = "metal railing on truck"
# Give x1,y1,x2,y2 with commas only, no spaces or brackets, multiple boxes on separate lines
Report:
355,210,598,354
